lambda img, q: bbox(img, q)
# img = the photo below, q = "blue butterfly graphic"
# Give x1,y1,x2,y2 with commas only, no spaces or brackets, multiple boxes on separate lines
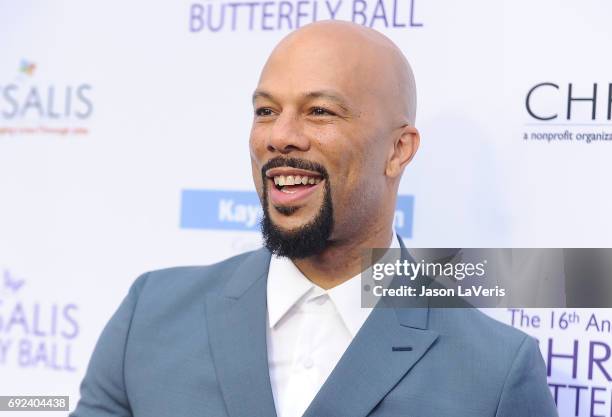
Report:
3,269,25,293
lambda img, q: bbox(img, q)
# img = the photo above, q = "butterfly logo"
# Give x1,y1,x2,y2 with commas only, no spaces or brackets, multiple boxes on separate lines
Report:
3,269,25,294
19,59,36,76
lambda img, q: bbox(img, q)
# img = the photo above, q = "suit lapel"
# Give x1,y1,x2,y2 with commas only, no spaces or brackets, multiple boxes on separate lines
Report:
303,236,439,417
205,249,278,417
205,237,438,417
302,301,438,417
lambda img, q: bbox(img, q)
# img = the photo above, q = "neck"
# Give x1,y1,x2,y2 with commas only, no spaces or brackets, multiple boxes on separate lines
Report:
292,223,394,290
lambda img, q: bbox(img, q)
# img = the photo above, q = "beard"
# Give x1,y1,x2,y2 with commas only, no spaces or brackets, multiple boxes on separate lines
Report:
259,157,334,259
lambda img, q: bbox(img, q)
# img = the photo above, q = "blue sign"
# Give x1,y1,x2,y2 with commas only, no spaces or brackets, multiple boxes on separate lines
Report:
394,194,414,238
180,189,414,238
180,190,263,231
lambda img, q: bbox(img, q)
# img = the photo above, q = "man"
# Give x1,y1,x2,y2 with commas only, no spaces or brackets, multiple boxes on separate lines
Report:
71,21,558,417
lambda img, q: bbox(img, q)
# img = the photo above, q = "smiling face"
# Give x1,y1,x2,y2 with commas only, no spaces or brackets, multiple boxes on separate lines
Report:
250,21,419,258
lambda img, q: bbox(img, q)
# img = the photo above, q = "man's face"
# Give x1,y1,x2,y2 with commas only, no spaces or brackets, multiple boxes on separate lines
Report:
249,33,395,257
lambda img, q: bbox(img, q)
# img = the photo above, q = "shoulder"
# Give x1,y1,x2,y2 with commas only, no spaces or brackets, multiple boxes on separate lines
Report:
429,307,537,371
432,307,527,343
127,248,269,309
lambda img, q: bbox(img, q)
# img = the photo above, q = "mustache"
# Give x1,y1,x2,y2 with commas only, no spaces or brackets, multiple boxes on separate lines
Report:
261,156,329,180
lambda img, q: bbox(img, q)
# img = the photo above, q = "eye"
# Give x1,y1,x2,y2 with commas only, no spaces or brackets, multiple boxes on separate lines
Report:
255,107,274,117
310,106,335,116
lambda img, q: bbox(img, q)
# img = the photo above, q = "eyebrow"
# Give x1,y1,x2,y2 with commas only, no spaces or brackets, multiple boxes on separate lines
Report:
252,90,275,104
252,89,353,113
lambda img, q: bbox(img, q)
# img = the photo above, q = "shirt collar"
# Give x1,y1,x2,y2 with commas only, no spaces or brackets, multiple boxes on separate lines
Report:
328,231,400,336
266,253,314,329
266,230,401,335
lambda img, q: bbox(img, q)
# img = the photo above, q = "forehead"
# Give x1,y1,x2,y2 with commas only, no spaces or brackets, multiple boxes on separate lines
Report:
256,35,378,103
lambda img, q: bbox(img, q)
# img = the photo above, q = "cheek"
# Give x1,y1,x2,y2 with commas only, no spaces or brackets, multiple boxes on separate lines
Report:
327,150,369,212
328,144,386,215
249,126,265,156
249,128,266,194
251,162,263,194
309,127,370,193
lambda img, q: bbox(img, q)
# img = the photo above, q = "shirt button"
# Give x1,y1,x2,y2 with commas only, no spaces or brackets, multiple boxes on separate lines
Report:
316,297,327,305
303,357,314,369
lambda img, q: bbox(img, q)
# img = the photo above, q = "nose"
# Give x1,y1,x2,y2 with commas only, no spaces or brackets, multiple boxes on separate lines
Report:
266,111,310,154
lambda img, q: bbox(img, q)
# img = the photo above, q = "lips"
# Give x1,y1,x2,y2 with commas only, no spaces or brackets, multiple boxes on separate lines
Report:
265,168,324,207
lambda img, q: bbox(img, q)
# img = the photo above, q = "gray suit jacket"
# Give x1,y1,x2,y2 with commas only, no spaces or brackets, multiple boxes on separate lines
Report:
71,243,558,417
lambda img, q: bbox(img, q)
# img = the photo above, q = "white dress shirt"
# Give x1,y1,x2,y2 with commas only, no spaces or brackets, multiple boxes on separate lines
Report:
266,232,400,417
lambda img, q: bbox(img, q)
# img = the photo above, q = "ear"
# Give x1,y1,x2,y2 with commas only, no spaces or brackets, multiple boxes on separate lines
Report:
385,125,420,178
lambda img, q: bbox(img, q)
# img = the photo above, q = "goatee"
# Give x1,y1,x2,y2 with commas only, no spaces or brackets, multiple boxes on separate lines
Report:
259,157,334,259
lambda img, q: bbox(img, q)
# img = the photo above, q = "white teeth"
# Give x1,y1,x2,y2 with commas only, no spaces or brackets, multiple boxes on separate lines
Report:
272,174,322,186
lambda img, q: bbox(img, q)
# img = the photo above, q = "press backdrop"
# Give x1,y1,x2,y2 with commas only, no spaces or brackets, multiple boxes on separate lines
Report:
1,1,611,415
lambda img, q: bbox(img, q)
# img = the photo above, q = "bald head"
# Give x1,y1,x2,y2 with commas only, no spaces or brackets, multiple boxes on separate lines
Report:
250,20,420,260
260,20,417,125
